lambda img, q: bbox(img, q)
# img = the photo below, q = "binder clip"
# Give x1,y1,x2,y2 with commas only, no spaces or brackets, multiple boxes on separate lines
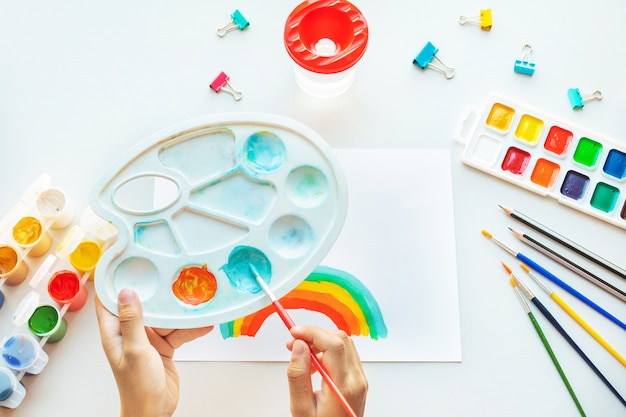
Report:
216,9,249,37
413,41,455,79
209,71,243,101
513,43,535,75
458,8,492,30
567,88,602,110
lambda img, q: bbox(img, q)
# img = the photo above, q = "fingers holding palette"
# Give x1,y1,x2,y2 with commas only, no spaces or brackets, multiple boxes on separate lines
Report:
456,93,626,229
90,114,348,328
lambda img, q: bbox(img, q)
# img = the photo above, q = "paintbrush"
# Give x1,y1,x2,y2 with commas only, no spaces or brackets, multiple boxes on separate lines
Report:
519,262,626,367
249,264,359,417
481,229,626,330
502,263,626,407
506,272,586,416
509,227,626,303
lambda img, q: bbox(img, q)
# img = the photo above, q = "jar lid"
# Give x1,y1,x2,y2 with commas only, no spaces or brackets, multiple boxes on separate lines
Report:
284,0,368,74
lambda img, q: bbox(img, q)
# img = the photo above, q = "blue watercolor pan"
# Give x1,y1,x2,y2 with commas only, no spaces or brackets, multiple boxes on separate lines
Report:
90,113,348,328
455,92,626,229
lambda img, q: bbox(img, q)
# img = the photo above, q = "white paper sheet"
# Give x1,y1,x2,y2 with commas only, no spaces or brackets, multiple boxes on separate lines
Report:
175,149,462,362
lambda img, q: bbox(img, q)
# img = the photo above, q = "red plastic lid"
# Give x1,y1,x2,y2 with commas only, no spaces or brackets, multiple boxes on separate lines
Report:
284,0,368,74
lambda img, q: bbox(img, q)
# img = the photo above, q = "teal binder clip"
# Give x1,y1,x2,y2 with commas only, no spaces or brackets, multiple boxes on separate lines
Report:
413,41,455,79
217,9,250,37
514,44,535,75
568,88,602,110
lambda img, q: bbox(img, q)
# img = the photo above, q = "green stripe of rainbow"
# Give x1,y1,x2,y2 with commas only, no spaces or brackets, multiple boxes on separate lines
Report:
219,266,388,340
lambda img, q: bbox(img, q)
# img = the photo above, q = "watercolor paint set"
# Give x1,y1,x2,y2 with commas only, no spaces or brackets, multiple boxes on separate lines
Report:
90,113,348,329
0,175,114,408
455,92,626,229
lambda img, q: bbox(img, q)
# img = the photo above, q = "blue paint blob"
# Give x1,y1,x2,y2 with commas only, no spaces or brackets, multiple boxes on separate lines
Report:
2,336,36,369
221,246,271,293
0,372,13,401
560,170,589,200
603,149,626,179
243,131,286,173
0,290,4,310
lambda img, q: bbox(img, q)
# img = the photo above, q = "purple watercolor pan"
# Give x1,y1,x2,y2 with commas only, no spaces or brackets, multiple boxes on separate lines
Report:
455,92,626,229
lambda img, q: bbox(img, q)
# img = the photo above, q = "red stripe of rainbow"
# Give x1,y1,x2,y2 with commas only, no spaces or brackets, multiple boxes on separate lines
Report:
219,266,388,340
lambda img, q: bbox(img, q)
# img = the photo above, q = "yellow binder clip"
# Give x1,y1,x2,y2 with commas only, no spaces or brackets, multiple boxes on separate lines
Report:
459,8,492,30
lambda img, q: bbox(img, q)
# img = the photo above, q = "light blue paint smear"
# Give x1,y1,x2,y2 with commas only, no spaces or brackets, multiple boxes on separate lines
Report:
134,220,181,255
221,246,271,293
243,131,286,173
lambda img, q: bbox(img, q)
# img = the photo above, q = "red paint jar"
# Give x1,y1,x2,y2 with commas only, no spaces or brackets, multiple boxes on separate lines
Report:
48,270,87,311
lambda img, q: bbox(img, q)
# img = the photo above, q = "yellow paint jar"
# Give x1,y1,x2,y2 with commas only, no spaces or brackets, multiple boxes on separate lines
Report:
12,216,51,257
69,239,102,275
0,244,29,285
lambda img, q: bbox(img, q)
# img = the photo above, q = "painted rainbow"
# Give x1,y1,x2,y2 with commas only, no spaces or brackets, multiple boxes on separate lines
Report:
219,266,388,340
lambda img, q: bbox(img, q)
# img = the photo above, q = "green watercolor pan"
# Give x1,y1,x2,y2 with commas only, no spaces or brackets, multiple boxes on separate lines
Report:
455,92,626,229
90,113,348,328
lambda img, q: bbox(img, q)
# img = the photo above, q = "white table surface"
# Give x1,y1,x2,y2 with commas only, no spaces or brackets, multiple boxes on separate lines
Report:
1,1,625,416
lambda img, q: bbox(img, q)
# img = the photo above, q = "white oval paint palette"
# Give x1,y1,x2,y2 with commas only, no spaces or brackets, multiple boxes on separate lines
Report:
90,113,348,328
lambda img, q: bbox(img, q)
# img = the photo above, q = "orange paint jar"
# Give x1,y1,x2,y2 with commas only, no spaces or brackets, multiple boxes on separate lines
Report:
0,244,29,285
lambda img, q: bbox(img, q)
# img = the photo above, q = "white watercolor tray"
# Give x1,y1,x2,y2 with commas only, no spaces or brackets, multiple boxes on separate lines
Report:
90,113,348,328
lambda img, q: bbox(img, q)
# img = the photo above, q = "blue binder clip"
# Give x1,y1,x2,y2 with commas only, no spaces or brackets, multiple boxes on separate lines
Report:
568,88,602,110
413,42,455,79
513,44,535,75
217,9,250,37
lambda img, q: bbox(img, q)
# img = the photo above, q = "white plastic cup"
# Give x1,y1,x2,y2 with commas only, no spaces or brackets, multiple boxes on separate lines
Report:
36,187,74,229
1,333,48,374
0,367,26,409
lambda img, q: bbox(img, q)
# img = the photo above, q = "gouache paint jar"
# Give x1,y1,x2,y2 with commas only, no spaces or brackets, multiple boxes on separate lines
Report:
68,239,102,274
27,304,67,343
48,270,88,311
1,333,48,374
284,0,368,97
0,244,29,285
0,367,26,408
12,216,51,257
36,187,74,229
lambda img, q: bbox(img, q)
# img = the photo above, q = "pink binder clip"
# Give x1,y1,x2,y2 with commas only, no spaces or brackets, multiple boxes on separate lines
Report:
209,71,243,101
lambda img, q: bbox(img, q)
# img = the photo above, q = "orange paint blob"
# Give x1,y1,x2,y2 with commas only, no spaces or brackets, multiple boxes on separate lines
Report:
172,264,217,306
0,246,18,274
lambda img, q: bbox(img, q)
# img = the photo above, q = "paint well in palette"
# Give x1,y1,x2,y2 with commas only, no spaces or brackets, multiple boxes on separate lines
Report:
243,131,287,173
221,246,272,294
515,114,544,144
486,102,515,132
531,158,560,188
603,149,626,179
544,126,573,155
560,170,589,200
573,137,603,167
501,147,531,174
172,264,217,306
591,182,619,212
